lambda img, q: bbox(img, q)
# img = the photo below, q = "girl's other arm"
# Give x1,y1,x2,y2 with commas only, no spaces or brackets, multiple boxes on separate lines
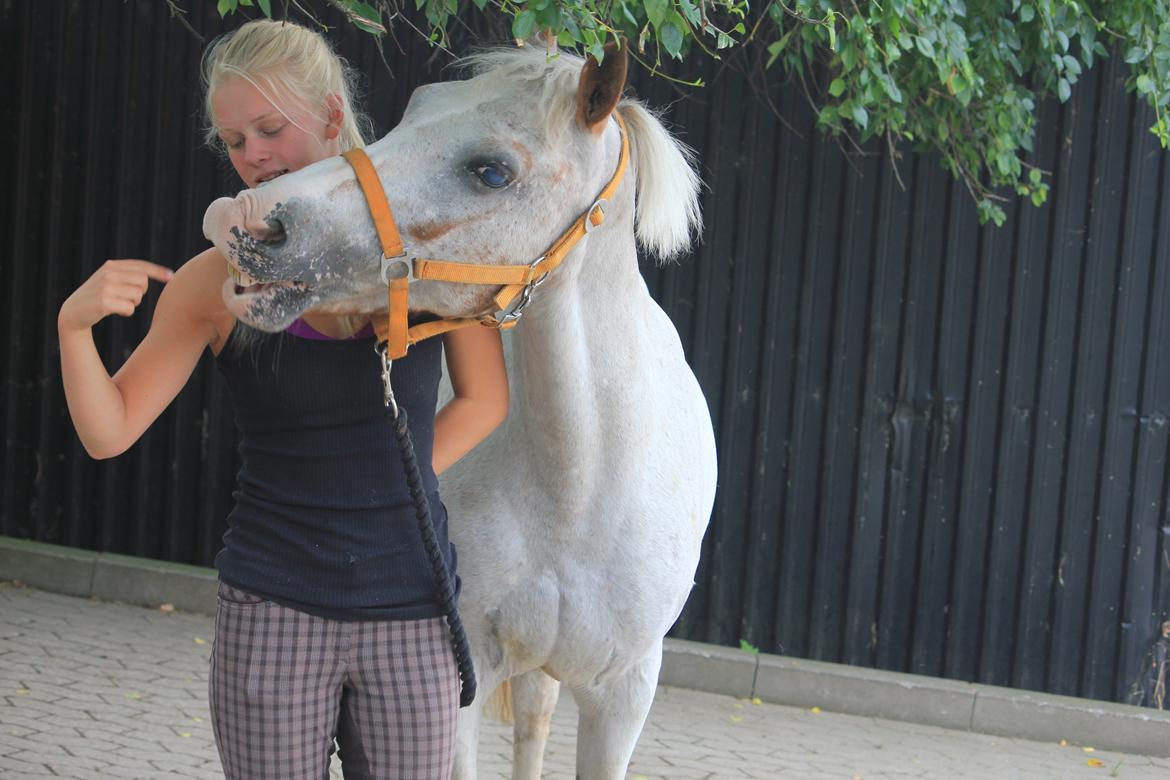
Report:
433,327,508,475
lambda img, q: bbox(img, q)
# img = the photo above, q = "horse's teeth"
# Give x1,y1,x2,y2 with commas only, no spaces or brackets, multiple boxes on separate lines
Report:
227,265,260,286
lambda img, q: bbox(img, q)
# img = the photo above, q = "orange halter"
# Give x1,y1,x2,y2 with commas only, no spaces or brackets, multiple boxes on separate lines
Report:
340,111,630,360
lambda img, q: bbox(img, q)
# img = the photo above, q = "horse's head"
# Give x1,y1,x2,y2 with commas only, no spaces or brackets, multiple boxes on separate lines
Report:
202,43,700,332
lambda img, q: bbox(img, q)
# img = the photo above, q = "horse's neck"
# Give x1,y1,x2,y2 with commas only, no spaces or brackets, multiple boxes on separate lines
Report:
508,215,650,499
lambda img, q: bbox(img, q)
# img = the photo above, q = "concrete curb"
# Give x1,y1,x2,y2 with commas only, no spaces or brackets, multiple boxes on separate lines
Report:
0,536,218,615
5,535,1170,757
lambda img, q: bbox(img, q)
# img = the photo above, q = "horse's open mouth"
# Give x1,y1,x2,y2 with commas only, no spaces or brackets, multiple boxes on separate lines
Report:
222,268,313,329
226,264,307,297
232,280,307,296
224,279,309,309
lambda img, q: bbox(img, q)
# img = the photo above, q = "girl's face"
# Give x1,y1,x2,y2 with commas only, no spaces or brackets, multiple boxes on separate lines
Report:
212,75,341,189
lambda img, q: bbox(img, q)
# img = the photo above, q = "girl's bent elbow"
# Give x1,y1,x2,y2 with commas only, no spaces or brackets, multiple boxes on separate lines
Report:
81,437,130,460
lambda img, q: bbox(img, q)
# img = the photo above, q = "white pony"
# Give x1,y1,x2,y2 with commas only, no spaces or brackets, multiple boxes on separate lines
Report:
202,43,717,779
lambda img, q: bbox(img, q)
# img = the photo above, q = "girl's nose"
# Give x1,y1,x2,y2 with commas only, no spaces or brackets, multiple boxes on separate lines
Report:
244,138,271,166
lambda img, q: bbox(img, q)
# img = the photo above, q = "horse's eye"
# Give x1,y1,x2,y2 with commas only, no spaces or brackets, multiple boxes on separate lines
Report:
472,163,512,189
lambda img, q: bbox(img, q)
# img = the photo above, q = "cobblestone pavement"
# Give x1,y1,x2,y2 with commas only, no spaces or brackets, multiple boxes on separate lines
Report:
3,581,1169,779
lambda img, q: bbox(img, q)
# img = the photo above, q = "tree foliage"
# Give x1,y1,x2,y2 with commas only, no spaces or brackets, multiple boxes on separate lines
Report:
210,0,1170,225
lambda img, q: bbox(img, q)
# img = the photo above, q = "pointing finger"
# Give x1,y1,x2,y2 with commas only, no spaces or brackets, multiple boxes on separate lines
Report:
106,260,176,282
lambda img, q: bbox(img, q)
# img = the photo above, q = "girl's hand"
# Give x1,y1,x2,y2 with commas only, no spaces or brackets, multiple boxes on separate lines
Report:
59,259,175,332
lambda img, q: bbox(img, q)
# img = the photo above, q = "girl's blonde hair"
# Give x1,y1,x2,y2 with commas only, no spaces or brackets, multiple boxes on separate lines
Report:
201,18,371,153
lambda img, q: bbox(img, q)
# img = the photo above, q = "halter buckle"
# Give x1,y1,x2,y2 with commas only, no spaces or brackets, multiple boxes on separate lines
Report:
380,252,411,286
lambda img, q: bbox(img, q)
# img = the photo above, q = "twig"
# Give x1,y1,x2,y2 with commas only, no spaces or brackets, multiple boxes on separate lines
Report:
628,47,705,89
885,128,906,190
288,0,328,29
751,47,803,138
328,0,388,34
392,5,457,59
162,0,204,43
773,0,822,25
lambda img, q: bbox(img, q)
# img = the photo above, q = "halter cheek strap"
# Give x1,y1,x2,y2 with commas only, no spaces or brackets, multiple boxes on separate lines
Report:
341,111,629,359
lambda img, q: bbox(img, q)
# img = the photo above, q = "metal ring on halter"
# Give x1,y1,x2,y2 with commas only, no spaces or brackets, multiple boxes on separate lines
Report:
584,199,609,234
496,285,533,325
495,255,547,324
380,252,412,286
374,341,398,417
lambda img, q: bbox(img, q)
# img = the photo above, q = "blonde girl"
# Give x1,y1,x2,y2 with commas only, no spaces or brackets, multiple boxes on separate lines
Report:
58,19,506,779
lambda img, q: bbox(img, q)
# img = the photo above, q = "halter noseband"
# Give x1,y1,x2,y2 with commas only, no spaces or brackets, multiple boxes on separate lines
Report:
340,111,630,360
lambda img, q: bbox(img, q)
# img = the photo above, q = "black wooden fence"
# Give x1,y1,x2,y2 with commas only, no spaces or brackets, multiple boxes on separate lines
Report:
2,0,1168,706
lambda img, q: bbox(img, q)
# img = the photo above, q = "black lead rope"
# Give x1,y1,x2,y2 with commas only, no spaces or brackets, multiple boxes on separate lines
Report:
380,348,476,708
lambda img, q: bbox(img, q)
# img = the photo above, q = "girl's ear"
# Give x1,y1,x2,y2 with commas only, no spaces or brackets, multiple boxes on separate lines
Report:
324,94,344,140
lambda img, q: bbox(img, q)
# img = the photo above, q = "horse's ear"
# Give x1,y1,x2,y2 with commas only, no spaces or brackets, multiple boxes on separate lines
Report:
576,39,627,135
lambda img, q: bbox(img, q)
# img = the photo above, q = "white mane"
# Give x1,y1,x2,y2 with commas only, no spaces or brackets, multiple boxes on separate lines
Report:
458,48,703,261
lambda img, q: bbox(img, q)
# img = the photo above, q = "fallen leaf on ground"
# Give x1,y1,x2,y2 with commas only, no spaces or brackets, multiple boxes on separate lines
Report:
809,706,822,714
1060,739,1068,747
194,637,206,645
15,689,29,696
730,715,743,723
1083,746,1096,753
124,692,143,700
751,697,762,705
159,603,174,613
1087,758,1104,768
179,732,192,738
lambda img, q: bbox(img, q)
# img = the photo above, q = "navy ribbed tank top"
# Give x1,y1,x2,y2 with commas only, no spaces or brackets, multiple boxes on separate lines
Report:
213,324,457,620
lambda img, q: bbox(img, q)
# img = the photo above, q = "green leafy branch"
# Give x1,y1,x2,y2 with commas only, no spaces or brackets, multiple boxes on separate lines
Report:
761,1,1170,225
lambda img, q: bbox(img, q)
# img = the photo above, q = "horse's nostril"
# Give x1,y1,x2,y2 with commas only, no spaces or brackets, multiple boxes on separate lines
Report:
241,214,286,245
259,218,286,245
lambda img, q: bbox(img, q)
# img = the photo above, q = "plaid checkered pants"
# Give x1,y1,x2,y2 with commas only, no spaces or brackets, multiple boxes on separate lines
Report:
210,581,458,779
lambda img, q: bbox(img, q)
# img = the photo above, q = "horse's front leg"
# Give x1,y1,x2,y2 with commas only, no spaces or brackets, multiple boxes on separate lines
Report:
570,646,662,780
452,688,484,780
511,669,561,779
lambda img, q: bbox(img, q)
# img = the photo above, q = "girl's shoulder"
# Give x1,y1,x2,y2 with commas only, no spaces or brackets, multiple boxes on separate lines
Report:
159,247,236,354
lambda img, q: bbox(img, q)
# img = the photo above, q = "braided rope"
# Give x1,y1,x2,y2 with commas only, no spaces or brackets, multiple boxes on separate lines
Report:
391,407,477,707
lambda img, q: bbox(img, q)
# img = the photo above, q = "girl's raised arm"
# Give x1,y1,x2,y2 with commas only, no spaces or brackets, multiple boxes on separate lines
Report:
58,248,229,459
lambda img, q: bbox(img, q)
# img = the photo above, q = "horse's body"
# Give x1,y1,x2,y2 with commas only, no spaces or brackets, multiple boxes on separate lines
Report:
203,46,716,779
